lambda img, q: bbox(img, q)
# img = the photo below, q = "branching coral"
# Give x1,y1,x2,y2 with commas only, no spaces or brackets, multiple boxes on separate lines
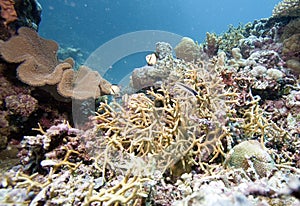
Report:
84,172,151,205
218,24,246,55
203,32,222,58
94,57,239,176
272,0,300,17
236,94,288,145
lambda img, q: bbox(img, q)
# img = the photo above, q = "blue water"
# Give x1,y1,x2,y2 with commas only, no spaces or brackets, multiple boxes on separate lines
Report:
38,0,281,84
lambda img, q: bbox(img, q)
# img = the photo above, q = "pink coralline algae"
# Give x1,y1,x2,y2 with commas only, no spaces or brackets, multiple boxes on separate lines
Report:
5,94,38,117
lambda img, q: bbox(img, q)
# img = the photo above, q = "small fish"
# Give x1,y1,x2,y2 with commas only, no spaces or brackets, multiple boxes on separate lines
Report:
146,53,157,66
175,82,198,96
110,84,120,95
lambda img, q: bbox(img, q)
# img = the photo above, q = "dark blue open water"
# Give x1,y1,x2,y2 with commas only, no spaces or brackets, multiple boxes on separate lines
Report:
38,0,281,84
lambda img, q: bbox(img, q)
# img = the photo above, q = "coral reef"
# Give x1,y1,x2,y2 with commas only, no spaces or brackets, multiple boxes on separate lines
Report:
17,121,88,173
172,170,300,206
0,18,115,153
0,1,299,206
272,0,300,17
156,41,173,60
282,33,300,74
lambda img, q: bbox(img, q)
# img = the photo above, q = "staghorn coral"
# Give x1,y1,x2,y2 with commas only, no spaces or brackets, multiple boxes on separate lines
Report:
272,0,300,17
84,172,151,205
94,56,239,176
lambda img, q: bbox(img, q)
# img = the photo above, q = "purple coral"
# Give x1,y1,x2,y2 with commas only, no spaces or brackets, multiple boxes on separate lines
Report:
18,122,88,173
5,94,38,117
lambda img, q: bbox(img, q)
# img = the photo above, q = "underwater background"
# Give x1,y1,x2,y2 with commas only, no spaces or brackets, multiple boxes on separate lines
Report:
38,0,281,83
0,0,300,204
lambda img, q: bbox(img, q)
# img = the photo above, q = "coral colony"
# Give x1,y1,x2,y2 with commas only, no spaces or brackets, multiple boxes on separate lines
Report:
0,0,300,205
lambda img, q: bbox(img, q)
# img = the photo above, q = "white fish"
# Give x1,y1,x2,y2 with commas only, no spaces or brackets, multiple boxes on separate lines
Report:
146,53,157,66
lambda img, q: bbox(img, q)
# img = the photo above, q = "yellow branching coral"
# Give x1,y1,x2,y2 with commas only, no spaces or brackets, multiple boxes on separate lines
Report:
94,59,239,175
84,172,150,206
235,94,288,148
272,0,300,17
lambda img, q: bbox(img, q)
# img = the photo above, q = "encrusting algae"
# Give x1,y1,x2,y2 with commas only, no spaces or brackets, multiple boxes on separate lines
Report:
0,0,299,205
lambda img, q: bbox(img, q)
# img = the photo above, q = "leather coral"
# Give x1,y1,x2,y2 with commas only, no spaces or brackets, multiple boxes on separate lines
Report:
58,65,114,99
0,27,72,86
0,27,114,99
